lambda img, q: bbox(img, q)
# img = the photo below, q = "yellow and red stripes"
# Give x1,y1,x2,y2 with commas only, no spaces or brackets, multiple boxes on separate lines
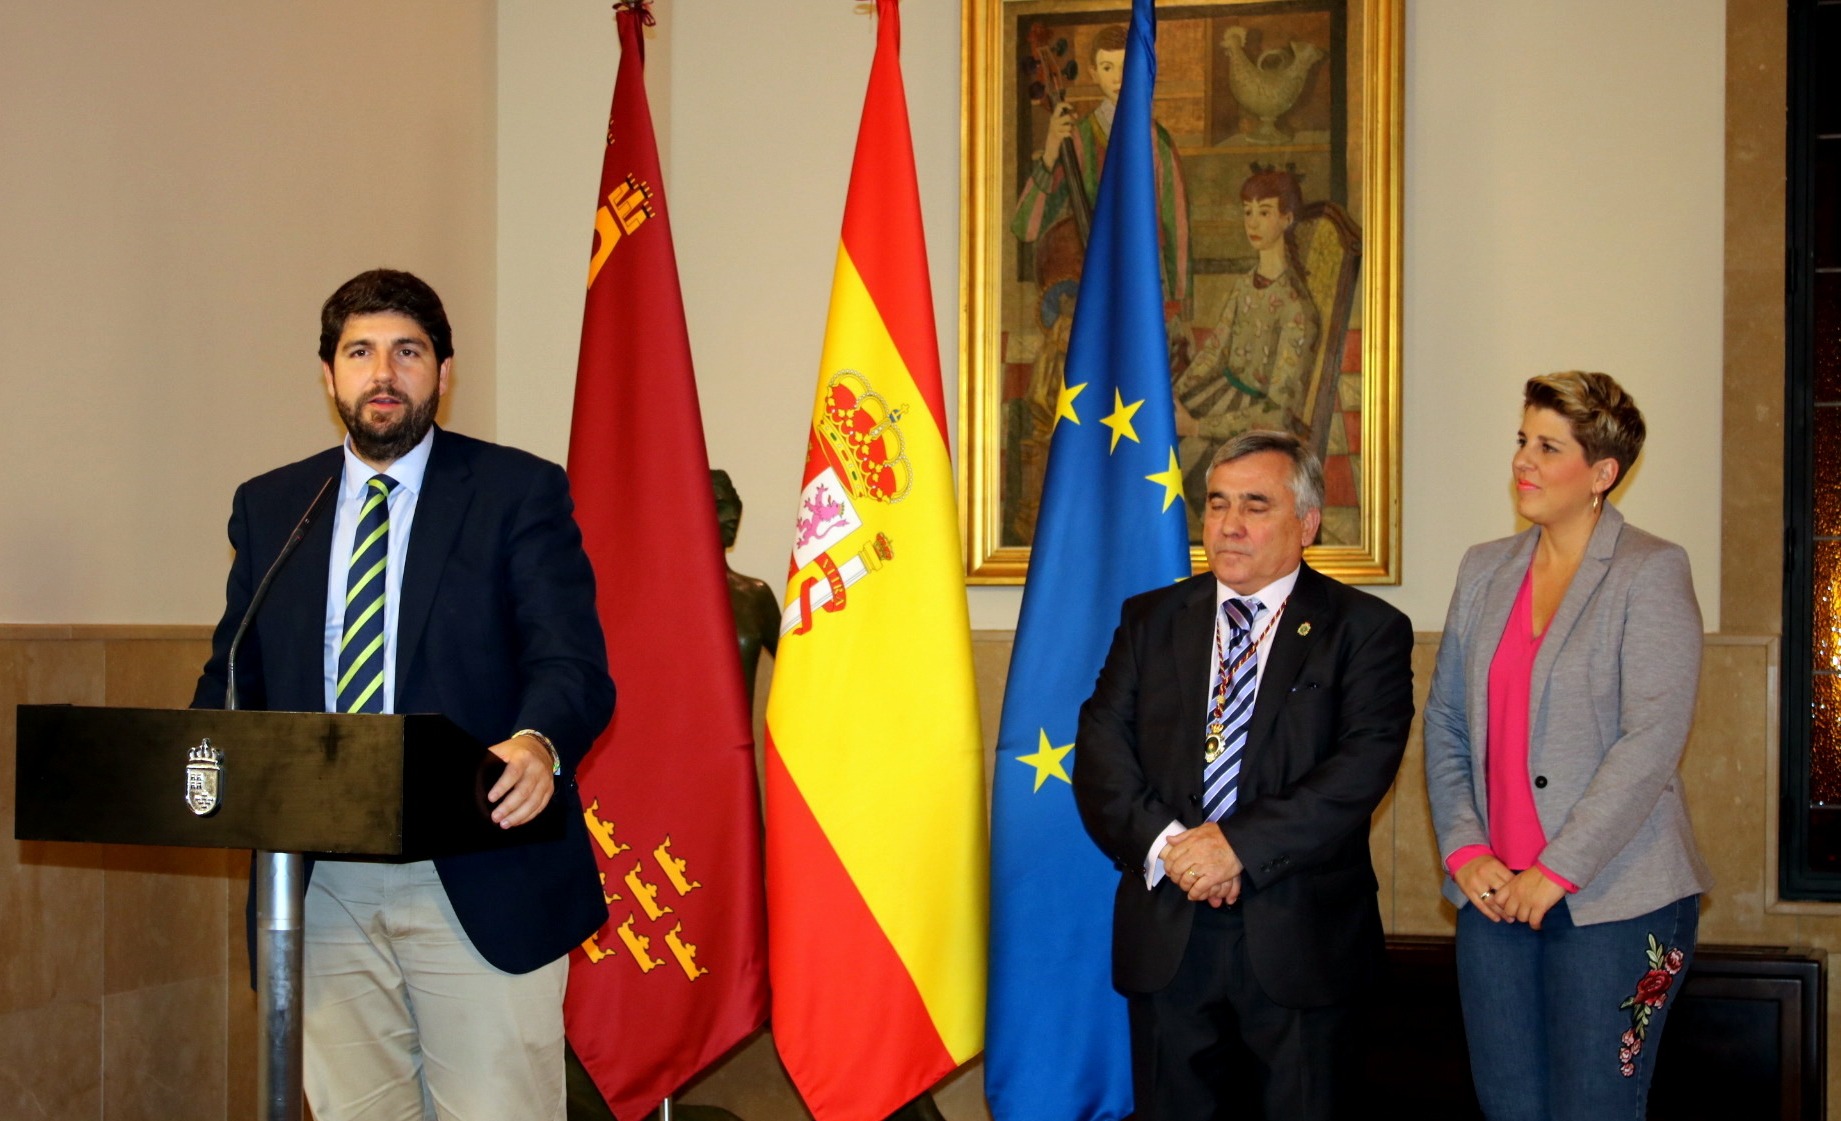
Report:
763,5,986,1120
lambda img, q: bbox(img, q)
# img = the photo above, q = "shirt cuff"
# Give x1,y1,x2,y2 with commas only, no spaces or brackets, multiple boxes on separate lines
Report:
1445,844,1494,877
1535,861,1579,893
1144,820,1184,889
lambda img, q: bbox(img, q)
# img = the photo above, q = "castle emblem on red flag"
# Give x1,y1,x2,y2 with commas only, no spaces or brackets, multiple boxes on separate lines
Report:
578,801,714,983
586,173,656,289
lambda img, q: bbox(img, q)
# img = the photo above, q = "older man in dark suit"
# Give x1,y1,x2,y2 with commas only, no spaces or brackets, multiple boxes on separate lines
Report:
1074,430,1414,1121
193,269,612,1121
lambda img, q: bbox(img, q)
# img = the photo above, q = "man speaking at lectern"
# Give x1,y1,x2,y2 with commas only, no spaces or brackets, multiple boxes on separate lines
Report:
193,269,614,1120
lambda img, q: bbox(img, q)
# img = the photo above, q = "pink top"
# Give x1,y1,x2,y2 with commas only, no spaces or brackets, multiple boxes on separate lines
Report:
1445,566,1577,892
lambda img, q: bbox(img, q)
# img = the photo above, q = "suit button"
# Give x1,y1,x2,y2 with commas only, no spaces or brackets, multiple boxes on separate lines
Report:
1188,794,1200,805
1534,775,1548,789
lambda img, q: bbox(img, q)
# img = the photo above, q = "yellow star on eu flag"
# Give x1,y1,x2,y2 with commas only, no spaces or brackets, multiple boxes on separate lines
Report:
1146,447,1184,511
1100,390,1144,453
1054,380,1087,429
1016,728,1075,792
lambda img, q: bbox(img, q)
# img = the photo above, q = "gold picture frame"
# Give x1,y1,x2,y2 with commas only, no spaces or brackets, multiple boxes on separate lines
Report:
959,0,1402,583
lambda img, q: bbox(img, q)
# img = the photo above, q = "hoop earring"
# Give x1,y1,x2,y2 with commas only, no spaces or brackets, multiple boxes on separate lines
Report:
1592,492,1602,513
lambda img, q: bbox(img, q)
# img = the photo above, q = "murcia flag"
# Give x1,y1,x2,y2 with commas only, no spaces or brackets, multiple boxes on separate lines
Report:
563,5,767,1118
762,4,987,1121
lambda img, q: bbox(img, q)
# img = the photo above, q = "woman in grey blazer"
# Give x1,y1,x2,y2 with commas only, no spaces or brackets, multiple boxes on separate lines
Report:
1423,371,1711,1120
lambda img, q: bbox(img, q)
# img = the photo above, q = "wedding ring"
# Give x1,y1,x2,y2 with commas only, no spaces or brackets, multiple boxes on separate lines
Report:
1479,888,1496,901
1186,869,1200,880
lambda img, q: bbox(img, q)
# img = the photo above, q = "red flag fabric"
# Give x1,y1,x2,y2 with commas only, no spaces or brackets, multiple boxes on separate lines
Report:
563,7,768,1118
762,4,988,1121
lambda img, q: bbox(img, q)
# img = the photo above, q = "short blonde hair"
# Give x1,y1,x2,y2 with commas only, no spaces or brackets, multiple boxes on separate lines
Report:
1523,371,1646,494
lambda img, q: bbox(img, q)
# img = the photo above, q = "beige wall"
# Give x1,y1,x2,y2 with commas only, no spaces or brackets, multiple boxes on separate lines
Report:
494,0,1726,634
1396,0,1726,630
0,0,497,626
0,0,1728,631
494,0,967,610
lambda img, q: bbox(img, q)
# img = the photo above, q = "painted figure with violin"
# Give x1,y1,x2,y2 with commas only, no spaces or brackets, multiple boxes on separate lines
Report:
1008,23,1192,543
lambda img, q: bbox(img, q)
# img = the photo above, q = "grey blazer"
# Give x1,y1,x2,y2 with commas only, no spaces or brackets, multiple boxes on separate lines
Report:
1423,503,1712,924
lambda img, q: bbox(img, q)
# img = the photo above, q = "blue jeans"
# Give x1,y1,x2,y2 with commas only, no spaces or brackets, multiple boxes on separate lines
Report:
1455,895,1699,1121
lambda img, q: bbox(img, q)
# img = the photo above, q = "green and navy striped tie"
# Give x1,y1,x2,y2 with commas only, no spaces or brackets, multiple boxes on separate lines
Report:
336,474,397,713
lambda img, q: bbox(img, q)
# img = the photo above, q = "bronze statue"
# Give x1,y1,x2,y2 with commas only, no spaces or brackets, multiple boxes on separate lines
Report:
713,469,780,699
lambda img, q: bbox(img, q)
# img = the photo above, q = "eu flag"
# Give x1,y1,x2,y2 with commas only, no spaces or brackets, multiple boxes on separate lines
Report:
985,2,1190,1118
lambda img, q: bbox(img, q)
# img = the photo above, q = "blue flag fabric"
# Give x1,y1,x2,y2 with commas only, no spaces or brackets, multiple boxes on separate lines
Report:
985,3,1191,1119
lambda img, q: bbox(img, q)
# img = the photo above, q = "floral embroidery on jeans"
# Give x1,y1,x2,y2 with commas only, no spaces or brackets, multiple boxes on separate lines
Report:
1615,934,1686,1076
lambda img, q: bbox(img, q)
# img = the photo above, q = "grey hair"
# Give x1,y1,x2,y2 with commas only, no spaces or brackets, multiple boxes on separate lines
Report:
1207,430,1324,519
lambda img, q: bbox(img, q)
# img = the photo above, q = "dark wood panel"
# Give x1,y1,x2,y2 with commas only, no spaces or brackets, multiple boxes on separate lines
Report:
1358,937,1825,1121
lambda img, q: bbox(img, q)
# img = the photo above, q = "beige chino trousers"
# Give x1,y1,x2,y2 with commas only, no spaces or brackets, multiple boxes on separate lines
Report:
302,860,568,1121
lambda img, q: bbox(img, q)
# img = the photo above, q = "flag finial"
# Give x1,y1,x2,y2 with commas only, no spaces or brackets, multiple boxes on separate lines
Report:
613,0,655,27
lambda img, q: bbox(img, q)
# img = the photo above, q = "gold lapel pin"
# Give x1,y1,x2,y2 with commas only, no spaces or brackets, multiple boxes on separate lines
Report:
1297,622,1311,636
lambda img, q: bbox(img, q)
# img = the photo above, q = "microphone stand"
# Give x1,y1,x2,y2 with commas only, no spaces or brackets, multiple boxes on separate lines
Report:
225,476,333,1121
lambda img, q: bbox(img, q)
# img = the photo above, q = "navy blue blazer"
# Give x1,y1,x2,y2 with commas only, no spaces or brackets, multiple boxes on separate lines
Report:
1074,564,1415,1007
194,427,615,974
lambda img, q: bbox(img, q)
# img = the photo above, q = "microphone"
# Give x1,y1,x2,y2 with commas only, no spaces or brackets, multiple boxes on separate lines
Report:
226,475,336,711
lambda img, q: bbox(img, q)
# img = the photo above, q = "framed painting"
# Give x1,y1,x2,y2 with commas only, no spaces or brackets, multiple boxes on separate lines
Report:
959,0,1402,582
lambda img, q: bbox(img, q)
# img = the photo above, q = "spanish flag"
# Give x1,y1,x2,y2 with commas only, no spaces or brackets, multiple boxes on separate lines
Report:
763,3,986,1120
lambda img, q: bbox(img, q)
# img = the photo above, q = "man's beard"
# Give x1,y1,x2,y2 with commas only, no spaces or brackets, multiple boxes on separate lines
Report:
337,384,439,464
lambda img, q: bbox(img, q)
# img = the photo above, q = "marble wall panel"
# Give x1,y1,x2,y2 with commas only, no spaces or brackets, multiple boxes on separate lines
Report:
0,997,102,1121
1388,640,1454,936
679,1031,993,1121
101,845,229,996
101,976,225,1121
2,641,109,1019
1684,641,1800,946
225,856,256,1121
102,638,211,710
676,1031,802,1120
1721,0,1788,633
931,1063,994,1121
2,633,236,1121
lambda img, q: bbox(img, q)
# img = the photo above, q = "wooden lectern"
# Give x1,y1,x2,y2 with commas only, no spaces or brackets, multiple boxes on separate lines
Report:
13,704,562,1121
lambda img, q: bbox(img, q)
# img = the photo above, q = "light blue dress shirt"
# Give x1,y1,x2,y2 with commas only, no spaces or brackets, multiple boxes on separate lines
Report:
321,428,435,714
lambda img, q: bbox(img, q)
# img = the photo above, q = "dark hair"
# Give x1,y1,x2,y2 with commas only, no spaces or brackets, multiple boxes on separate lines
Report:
1523,371,1646,493
1092,24,1128,56
1241,167,1307,279
318,269,453,365
1240,168,1304,217
1208,429,1324,518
